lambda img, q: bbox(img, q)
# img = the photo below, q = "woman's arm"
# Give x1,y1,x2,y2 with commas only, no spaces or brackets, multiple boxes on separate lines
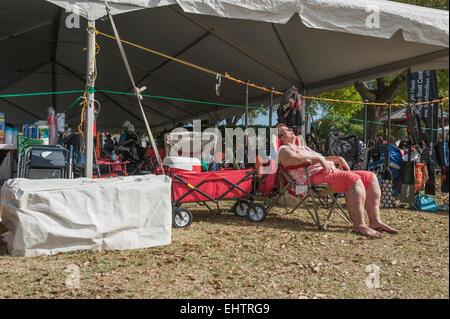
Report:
326,156,350,171
279,149,333,173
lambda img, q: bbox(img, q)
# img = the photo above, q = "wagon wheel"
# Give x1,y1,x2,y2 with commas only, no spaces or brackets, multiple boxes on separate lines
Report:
246,203,267,222
172,207,193,228
232,200,249,217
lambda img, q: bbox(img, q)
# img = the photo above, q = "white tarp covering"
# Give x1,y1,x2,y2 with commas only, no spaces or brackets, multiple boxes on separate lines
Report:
0,174,172,256
52,0,449,47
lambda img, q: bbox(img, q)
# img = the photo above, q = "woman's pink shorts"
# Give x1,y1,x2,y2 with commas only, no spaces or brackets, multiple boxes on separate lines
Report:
310,169,375,194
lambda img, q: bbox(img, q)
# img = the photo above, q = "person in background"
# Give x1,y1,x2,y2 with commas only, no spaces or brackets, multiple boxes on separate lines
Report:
398,141,408,155
118,124,142,173
103,133,115,155
122,120,131,129
119,123,138,147
119,120,131,144
375,133,385,145
389,136,395,145
368,139,381,163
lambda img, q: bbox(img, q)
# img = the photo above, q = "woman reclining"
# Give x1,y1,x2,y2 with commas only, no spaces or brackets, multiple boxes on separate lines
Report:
277,123,398,238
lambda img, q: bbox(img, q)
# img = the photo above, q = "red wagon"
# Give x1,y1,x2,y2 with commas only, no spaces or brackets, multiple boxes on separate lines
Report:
163,167,268,228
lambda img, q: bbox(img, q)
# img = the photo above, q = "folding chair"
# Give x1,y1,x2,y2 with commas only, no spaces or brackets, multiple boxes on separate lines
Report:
21,145,70,179
266,135,352,229
278,162,352,229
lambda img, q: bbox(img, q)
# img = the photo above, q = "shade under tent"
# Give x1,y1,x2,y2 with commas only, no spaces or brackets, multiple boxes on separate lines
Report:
1,0,448,177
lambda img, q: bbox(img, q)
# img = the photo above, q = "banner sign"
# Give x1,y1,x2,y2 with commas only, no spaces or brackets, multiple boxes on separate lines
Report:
407,69,439,143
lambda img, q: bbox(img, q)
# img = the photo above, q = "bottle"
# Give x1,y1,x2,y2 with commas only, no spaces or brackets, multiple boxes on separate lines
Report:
37,121,49,145
12,128,18,145
4,127,12,144
30,124,37,139
48,106,58,145
23,124,29,138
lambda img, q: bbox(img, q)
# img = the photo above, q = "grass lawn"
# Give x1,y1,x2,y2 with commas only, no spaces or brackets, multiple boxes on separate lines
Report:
0,194,448,299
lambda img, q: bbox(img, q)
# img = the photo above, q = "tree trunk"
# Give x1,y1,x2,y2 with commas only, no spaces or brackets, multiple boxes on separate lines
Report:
366,105,381,141
354,73,406,140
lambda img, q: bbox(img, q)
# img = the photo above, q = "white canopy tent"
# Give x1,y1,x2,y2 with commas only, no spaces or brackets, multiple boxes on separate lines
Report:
1,0,448,130
0,0,448,176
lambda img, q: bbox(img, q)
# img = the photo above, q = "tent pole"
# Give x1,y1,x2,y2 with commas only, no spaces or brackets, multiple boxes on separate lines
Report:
245,81,249,165
301,89,306,140
387,104,391,165
269,88,273,127
85,20,96,178
245,81,249,131
52,60,57,110
440,97,445,138
363,99,368,146
430,101,434,158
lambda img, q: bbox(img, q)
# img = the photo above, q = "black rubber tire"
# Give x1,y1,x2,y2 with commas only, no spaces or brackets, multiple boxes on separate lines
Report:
172,207,193,228
232,200,250,217
246,203,267,222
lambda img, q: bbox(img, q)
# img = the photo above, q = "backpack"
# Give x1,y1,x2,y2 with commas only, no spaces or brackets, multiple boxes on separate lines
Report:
326,131,360,170
410,194,437,212
380,165,397,208
277,86,304,128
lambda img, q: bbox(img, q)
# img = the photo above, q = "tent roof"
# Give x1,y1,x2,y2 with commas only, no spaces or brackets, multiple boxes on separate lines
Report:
0,0,448,131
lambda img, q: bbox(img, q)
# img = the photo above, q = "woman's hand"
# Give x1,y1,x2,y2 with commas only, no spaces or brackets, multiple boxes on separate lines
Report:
336,157,351,171
317,157,333,173
328,156,350,171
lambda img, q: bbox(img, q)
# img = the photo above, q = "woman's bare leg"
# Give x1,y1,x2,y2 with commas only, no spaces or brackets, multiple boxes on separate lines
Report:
364,174,398,233
345,179,382,238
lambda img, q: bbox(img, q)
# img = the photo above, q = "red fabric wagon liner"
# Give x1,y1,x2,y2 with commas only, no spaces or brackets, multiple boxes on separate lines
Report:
170,168,254,203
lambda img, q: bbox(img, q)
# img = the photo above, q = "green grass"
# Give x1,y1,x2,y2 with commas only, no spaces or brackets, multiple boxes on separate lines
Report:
0,195,448,299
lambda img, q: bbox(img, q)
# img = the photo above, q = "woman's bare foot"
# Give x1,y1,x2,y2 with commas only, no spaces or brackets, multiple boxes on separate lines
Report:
352,225,383,238
369,222,398,234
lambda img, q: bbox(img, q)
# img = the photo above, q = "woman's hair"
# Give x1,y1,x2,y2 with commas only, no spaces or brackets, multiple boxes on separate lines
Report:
276,123,288,138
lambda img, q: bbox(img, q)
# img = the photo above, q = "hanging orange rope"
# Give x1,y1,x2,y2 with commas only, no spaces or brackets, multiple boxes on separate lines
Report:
92,27,449,108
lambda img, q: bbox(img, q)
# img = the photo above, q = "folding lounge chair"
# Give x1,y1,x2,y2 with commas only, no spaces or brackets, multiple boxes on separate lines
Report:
267,135,352,229
279,162,353,229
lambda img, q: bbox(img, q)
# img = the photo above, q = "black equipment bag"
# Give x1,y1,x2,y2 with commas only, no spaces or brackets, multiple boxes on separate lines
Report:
405,105,431,148
277,86,303,128
399,159,416,203
425,162,436,195
326,131,360,170
435,142,446,167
